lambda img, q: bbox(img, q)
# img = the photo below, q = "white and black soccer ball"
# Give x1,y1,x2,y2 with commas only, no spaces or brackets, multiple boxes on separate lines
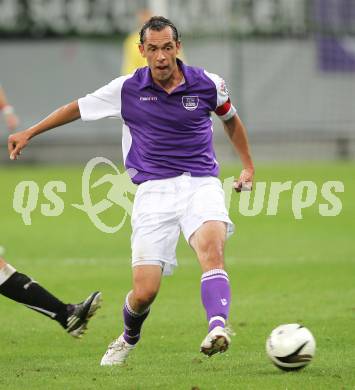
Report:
266,324,316,371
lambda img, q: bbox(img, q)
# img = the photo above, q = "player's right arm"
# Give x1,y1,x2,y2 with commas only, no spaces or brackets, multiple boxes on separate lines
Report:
8,76,125,161
8,100,80,160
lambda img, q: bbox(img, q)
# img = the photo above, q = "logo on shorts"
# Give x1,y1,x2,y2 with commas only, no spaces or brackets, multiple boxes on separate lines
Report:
182,96,199,111
221,298,228,306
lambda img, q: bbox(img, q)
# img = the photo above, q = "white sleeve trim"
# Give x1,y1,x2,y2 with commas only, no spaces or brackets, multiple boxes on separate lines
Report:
0,264,16,285
78,74,133,121
204,70,230,108
122,122,132,164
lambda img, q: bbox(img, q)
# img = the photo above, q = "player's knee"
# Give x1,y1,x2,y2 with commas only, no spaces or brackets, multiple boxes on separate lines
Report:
133,287,158,308
199,241,224,264
197,239,225,272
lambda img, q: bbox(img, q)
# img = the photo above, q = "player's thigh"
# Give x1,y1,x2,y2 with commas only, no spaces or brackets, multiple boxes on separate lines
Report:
131,223,180,263
181,178,233,269
180,177,234,245
131,180,181,272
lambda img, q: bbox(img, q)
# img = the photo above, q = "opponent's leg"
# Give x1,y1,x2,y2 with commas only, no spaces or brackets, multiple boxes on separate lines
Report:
101,264,162,366
0,257,101,338
189,221,232,356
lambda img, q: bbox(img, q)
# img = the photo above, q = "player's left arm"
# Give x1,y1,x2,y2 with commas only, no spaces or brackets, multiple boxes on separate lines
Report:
222,113,254,192
209,73,254,191
207,71,254,191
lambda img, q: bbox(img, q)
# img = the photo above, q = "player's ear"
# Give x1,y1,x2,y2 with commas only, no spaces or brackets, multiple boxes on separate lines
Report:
176,41,181,54
139,44,146,58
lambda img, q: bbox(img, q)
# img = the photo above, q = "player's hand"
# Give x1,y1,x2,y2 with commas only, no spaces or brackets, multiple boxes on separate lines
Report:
8,130,30,160
5,112,19,131
233,167,254,192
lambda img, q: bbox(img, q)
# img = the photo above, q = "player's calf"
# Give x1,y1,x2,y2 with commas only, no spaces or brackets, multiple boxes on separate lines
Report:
100,291,150,366
199,268,232,355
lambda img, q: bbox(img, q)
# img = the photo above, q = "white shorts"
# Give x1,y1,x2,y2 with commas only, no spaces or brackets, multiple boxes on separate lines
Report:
131,174,234,276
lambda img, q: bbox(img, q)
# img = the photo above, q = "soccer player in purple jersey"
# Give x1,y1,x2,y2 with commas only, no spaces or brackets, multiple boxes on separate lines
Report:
8,16,254,365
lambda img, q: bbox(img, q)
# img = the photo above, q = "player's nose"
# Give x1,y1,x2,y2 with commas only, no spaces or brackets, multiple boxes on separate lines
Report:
156,49,166,61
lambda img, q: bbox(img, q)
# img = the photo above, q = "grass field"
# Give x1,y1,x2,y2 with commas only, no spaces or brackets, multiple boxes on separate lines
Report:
0,162,354,390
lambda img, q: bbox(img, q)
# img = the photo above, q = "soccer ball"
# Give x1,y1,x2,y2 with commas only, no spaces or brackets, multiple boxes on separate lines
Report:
266,324,316,371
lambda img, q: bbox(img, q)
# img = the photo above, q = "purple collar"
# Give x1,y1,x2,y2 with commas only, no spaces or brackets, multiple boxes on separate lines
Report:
138,59,199,91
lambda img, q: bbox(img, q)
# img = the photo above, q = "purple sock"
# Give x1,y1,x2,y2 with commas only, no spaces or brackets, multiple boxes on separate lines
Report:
201,269,231,332
122,293,150,345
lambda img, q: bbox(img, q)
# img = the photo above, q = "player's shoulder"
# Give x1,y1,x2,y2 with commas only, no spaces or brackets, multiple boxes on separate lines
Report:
121,66,150,86
132,66,147,78
106,73,135,86
191,67,231,107
184,63,225,90
181,62,206,81
201,69,226,89
200,69,231,102
106,72,137,92
179,62,219,90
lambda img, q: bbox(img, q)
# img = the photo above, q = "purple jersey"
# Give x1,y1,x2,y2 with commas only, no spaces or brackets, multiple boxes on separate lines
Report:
78,60,236,184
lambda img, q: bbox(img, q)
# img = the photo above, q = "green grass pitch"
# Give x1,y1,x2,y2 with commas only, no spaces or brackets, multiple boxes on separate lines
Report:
0,162,354,389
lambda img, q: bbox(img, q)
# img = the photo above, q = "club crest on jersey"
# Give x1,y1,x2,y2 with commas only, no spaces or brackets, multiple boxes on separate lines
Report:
182,96,199,111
